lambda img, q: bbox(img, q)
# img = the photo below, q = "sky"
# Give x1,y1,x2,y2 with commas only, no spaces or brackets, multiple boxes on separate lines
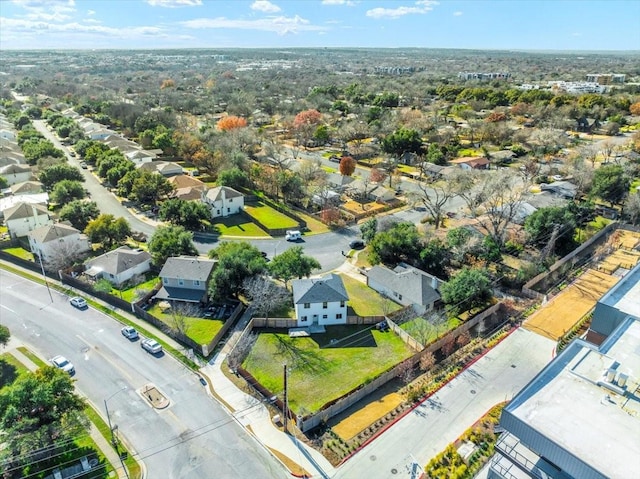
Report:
0,0,639,51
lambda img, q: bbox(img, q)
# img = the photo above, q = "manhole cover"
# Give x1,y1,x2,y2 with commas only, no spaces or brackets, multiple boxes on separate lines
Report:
391,468,398,474
511,364,517,368
470,389,476,394
370,455,376,461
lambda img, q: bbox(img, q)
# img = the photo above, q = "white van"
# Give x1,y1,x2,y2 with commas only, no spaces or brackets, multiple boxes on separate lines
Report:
285,230,302,241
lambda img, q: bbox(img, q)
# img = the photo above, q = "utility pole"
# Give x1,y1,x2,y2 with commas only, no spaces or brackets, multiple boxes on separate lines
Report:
283,364,288,434
37,252,53,303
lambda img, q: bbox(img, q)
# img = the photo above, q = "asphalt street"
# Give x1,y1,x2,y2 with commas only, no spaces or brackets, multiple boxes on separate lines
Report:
0,269,287,479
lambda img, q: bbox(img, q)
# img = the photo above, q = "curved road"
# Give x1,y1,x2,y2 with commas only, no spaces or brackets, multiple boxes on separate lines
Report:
0,269,286,479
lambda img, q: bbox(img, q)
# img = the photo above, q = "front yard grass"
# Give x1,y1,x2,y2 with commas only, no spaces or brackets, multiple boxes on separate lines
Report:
243,325,414,413
147,304,225,345
212,212,271,237
244,202,300,229
339,274,402,316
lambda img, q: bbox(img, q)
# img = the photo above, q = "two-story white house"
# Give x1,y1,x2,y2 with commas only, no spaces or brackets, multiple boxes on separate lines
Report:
3,202,54,239
203,186,245,218
0,164,33,186
28,223,90,266
156,256,216,303
84,246,152,286
292,274,349,327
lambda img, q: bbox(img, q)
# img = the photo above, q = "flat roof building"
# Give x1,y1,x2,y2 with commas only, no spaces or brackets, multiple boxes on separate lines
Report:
489,262,640,479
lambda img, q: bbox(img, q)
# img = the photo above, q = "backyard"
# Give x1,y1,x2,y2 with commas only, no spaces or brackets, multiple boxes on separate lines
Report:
400,316,462,346
339,273,403,317
244,201,300,229
242,325,414,413
211,212,270,237
147,303,226,345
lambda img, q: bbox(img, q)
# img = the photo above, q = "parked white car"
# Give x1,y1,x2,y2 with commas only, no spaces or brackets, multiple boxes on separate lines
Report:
141,338,162,354
121,326,139,340
70,297,88,309
51,355,75,374
285,230,302,241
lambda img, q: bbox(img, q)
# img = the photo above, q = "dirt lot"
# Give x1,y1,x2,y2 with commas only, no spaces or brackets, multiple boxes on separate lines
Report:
523,269,619,340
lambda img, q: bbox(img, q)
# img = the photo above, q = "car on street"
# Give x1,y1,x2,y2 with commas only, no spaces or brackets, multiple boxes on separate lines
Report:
349,239,365,250
285,230,302,241
80,161,88,169
329,155,341,163
70,297,88,309
50,355,75,374
141,338,162,354
121,326,139,340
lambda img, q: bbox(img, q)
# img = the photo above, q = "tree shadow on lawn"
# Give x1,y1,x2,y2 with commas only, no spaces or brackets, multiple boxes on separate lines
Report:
0,358,20,389
311,325,378,349
273,335,327,373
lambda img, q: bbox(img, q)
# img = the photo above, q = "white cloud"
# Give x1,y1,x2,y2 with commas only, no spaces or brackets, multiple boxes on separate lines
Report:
0,16,165,38
87,9,95,15
181,15,326,35
11,0,76,21
453,11,463,16
251,1,281,13
146,0,202,7
321,0,357,5
366,0,438,19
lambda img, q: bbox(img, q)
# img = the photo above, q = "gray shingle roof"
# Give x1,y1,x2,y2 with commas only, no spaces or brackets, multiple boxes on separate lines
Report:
366,263,442,307
29,223,80,243
3,202,50,221
85,246,151,276
159,256,216,282
292,273,349,304
205,186,244,202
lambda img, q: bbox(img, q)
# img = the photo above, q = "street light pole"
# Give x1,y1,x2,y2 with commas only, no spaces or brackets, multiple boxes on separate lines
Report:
104,386,129,479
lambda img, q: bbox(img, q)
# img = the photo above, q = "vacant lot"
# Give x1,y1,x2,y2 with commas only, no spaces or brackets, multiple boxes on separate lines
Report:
242,325,414,413
244,202,299,229
523,269,618,340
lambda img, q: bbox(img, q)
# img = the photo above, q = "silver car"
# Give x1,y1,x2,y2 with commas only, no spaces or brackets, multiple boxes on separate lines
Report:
141,338,162,354
121,326,139,340
51,355,75,374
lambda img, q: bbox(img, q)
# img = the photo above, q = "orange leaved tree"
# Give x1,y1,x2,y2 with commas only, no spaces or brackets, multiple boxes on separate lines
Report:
339,156,357,176
217,116,247,131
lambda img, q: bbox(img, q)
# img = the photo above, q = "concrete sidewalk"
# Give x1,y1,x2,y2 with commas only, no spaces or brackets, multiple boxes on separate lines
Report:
200,353,336,479
4,338,130,479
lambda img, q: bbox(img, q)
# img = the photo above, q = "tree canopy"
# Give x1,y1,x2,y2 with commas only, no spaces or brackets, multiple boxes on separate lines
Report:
49,179,86,204
440,268,492,315
208,242,267,300
158,198,211,230
84,214,131,247
368,222,422,266
38,163,84,188
148,224,197,265
381,128,423,157
590,164,630,206
59,200,100,231
0,324,9,347
268,246,321,285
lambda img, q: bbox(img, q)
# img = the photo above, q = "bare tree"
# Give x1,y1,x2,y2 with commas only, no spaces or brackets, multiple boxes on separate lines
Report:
412,172,457,229
566,156,594,197
579,143,600,168
227,331,258,372
42,241,88,273
396,360,415,385
625,191,640,225
419,351,436,373
518,157,542,185
243,276,291,321
169,302,200,336
449,169,485,217
600,141,615,164
475,170,526,247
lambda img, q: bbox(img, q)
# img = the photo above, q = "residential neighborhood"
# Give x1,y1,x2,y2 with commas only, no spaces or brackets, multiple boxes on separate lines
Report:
1,4,640,478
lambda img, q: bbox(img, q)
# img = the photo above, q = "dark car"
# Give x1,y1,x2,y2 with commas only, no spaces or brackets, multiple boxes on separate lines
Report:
349,239,365,250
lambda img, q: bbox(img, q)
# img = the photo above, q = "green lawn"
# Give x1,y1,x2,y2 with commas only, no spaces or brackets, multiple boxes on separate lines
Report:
243,325,414,413
148,304,225,344
4,247,34,261
244,202,300,229
399,317,461,345
212,213,270,237
457,148,483,157
114,275,159,303
0,353,28,390
339,274,403,317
